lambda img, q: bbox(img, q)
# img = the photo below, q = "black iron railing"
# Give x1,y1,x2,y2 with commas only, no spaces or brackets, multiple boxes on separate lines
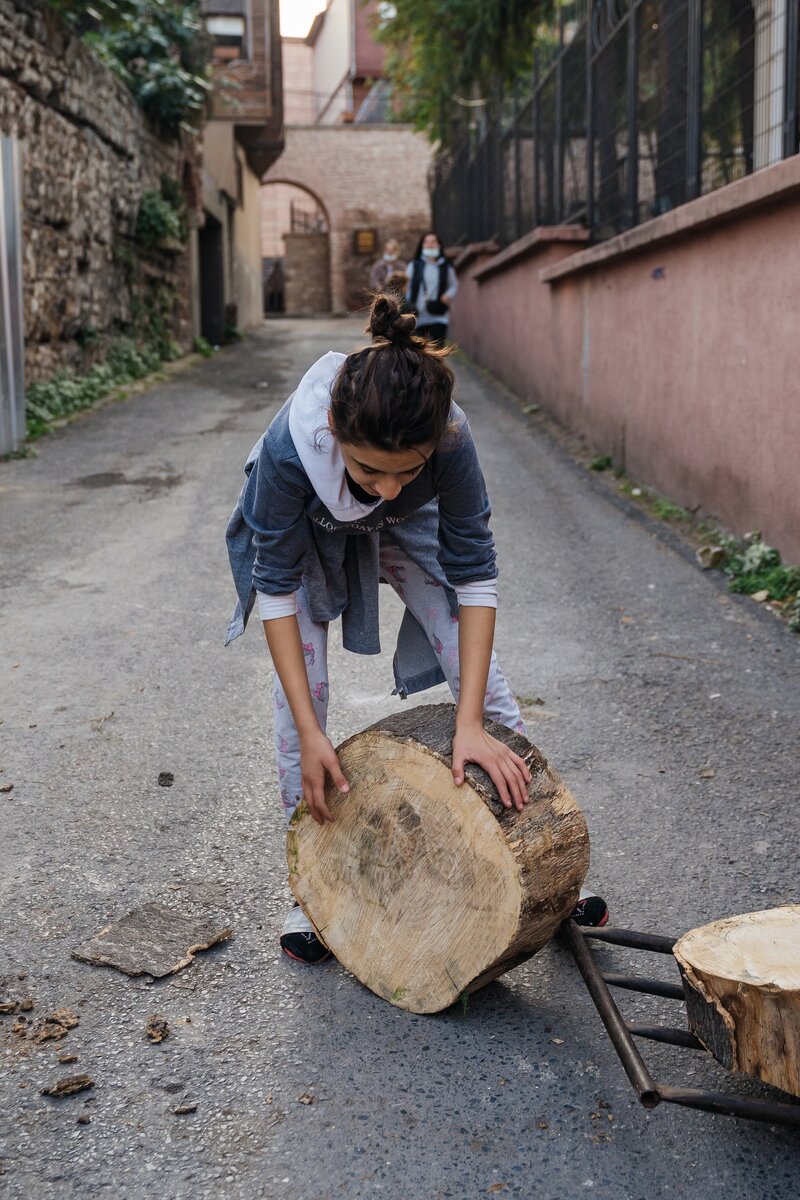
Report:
432,0,800,248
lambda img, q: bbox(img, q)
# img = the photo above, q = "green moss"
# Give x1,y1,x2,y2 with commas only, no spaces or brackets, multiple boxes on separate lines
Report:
650,498,687,521
590,455,612,472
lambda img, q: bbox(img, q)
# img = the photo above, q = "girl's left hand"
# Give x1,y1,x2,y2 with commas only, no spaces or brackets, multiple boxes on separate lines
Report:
451,724,531,812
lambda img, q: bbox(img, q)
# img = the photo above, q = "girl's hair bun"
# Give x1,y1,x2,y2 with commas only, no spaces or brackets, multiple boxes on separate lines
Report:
367,292,416,344
333,290,455,452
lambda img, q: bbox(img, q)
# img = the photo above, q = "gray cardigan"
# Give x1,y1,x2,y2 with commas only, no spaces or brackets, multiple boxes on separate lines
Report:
225,382,498,696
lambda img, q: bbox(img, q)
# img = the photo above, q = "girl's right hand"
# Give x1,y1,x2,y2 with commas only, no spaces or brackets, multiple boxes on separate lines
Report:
299,728,349,824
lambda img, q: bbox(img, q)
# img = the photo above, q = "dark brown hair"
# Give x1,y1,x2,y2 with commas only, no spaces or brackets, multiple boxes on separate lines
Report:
412,230,448,262
329,293,454,451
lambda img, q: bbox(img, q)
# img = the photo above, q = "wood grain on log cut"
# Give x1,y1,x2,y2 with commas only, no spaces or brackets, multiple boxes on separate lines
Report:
674,906,800,1097
287,704,589,1012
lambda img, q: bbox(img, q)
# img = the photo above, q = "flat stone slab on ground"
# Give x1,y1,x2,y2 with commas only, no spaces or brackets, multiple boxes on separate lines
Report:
72,900,232,977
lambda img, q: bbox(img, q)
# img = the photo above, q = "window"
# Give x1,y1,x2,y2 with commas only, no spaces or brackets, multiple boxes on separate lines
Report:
206,14,247,63
352,228,378,255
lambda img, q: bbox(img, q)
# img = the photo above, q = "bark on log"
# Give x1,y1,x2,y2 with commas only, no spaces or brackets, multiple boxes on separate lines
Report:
674,906,800,1097
287,704,590,1013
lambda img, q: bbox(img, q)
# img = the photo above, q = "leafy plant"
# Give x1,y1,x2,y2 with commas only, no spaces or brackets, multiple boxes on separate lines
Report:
49,1,211,136
192,336,214,357
128,281,182,359
75,325,100,348
786,598,800,633
373,0,554,144
25,281,181,442
728,566,800,600
49,0,155,27
707,530,800,624
650,498,687,521
739,538,781,576
135,190,184,248
25,336,163,440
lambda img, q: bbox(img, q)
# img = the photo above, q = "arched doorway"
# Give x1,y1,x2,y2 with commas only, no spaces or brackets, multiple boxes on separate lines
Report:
259,181,331,315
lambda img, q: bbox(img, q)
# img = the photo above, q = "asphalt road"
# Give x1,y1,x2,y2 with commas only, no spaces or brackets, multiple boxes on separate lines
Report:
1,318,798,1199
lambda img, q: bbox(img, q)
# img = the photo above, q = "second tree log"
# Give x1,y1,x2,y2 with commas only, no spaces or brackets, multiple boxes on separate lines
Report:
674,906,800,1097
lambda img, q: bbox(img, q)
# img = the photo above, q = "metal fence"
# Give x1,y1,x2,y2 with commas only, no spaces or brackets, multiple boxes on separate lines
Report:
433,0,800,248
289,198,327,233
0,134,25,457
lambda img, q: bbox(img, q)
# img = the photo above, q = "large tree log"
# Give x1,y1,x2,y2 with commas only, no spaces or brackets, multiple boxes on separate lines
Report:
674,906,800,1097
287,704,589,1013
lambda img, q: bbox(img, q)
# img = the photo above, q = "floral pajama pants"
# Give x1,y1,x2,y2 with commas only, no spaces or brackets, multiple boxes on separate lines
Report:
274,541,525,822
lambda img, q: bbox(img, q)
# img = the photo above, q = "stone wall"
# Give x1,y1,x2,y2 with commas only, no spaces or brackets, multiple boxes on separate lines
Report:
0,0,197,381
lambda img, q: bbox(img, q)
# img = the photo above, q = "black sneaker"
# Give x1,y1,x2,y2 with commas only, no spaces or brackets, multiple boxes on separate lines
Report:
571,892,609,928
280,905,331,964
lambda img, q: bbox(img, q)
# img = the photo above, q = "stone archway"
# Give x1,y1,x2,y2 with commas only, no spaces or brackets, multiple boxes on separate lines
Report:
262,126,434,314
260,180,332,314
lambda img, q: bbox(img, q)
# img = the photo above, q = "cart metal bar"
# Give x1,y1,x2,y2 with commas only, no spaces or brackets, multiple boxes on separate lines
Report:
657,1084,800,1128
627,1024,704,1050
561,919,800,1129
602,972,686,1001
560,919,661,1108
582,927,677,954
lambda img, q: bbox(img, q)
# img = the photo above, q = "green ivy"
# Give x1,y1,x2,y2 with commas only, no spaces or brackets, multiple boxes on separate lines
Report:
135,190,184,248
727,566,800,600
25,337,168,441
49,1,211,137
703,531,800,632
722,535,800,601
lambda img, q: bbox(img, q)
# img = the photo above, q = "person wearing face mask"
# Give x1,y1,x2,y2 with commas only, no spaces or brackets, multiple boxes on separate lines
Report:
369,238,406,294
405,231,458,344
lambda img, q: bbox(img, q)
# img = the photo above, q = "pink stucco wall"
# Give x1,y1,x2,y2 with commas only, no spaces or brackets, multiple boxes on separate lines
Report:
451,162,800,563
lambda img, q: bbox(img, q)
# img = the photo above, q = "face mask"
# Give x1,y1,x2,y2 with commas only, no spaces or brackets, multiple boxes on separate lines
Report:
422,247,440,259
384,253,397,262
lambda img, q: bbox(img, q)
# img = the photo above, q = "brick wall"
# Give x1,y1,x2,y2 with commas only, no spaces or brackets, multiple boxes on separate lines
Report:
283,232,331,314
282,38,315,125
0,0,197,380
262,124,433,311
260,182,327,259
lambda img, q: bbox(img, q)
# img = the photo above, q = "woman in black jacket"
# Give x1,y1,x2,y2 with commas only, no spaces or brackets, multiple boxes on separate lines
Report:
405,231,458,344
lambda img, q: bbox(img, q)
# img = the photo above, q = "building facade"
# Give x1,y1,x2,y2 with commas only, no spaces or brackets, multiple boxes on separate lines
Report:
305,0,389,124
261,0,432,315
199,0,283,340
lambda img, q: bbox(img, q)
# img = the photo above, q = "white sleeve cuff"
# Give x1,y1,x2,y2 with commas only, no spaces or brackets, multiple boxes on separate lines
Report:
455,579,498,609
257,591,298,620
